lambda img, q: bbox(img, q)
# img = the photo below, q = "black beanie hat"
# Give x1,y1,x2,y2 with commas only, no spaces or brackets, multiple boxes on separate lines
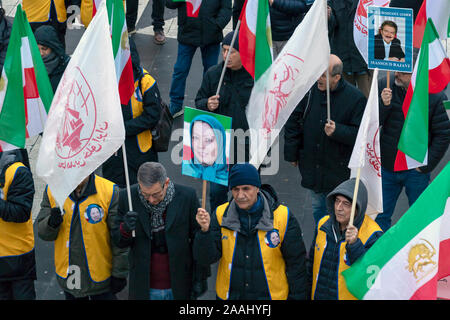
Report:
228,163,261,190
222,31,239,52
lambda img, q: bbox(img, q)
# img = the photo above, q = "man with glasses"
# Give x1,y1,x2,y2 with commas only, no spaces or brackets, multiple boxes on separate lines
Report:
112,162,208,300
284,54,366,226
308,178,382,300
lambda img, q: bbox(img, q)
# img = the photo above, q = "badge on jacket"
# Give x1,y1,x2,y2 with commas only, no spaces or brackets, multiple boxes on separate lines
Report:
84,204,104,224
265,229,281,248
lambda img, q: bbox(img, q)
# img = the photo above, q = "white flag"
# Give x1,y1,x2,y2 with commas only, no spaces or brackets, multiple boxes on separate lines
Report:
353,0,390,64
247,0,330,169
348,68,383,218
36,2,125,208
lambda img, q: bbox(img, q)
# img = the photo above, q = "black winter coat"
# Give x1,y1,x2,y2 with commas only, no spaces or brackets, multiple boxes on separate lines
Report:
284,78,366,193
194,184,308,300
112,183,205,300
378,77,450,173
166,0,231,47
328,0,367,73
374,34,405,61
270,0,307,41
0,160,35,281
0,13,11,77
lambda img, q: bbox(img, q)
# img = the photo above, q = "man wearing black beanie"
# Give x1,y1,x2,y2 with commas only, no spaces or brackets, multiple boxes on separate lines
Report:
194,163,308,300
195,31,254,214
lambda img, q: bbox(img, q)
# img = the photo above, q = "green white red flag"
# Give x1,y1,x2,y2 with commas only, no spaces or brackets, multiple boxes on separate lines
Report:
343,162,450,300
0,4,53,151
395,19,450,170
238,0,273,81
413,0,450,48
106,0,134,105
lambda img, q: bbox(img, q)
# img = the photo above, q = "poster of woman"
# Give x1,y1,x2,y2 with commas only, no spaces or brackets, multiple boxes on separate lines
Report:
182,107,232,186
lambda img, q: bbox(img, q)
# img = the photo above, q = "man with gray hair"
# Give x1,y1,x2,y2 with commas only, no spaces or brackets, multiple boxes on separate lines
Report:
112,162,208,300
284,54,366,226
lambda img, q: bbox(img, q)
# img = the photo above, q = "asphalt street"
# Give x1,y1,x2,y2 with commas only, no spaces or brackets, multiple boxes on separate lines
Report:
2,0,449,300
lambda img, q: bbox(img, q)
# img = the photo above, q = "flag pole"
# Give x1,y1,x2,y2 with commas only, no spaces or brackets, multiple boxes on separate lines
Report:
216,20,241,96
326,64,331,122
349,166,361,227
121,143,135,237
386,71,390,89
202,180,207,209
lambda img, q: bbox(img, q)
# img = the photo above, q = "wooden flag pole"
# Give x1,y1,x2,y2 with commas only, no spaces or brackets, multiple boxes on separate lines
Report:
348,166,362,227
202,180,207,209
121,143,135,237
216,20,241,96
386,71,390,89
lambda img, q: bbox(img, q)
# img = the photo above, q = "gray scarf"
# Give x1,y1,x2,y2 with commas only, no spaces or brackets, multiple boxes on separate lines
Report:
42,51,60,75
138,180,175,233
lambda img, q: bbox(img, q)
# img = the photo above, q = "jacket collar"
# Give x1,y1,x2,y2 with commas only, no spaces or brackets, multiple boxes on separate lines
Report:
221,192,274,233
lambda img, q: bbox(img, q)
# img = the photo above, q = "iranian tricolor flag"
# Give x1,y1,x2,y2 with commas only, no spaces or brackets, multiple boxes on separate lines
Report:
343,162,450,300
413,0,450,48
93,0,103,17
239,0,273,81
173,0,203,17
0,5,53,151
395,19,450,171
107,0,134,105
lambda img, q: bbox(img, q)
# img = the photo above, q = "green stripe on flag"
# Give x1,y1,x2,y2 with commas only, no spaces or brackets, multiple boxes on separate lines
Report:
0,5,26,148
444,100,450,110
254,0,272,81
398,19,437,163
343,162,450,299
107,0,126,58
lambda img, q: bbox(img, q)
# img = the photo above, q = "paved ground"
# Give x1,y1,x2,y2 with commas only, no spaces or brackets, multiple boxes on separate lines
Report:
2,0,449,300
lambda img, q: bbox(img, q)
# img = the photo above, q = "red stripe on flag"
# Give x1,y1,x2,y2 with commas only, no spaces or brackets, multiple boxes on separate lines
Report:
23,68,39,99
410,238,450,300
413,0,427,48
238,0,256,79
186,2,200,17
118,58,134,105
394,82,414,171
429,58,450,94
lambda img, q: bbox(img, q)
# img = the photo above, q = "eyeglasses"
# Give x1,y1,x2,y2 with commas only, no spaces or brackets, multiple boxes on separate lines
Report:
139,184,165,201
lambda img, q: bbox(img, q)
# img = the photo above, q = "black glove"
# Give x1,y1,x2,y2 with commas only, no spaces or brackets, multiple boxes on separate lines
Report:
190,279,208,300
48,207,63,228
122,211,138,233
110,276,127,294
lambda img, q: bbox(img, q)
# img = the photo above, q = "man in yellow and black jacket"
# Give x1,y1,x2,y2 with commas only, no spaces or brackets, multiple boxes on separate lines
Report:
194,163,308,300
102,38,161,188
308,178,383,300
37,173,129,300
22,0,73,45
0,149,36,300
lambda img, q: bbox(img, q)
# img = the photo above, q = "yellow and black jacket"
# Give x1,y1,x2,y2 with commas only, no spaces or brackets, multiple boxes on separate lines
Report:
0,161,36,281
37,174,129,298
194,185,308,300
102,67,161,187
23,0,68,23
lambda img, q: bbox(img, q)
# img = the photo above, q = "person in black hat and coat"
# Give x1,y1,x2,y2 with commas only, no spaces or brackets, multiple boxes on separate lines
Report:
194,163,308,300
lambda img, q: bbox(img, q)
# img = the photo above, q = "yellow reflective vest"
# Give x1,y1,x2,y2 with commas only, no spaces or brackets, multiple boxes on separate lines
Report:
130,69,156,153
47,175,115,282
311,215,382,300
23,0,67,23
80,0,126,27
215,202,290,300
0,162,35,258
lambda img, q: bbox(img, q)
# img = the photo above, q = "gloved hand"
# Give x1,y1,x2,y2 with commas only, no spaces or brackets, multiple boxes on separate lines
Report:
122,211,138,233
190,279,208,300
110,276,127,294
48,207,63,228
